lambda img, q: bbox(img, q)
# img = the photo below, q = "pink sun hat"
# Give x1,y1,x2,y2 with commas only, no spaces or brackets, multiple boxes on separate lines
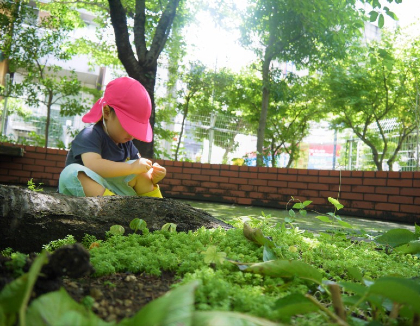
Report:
82,77,153,142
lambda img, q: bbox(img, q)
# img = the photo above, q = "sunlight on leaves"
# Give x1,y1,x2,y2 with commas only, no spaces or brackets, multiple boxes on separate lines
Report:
201,246,226,265
328,197,343,210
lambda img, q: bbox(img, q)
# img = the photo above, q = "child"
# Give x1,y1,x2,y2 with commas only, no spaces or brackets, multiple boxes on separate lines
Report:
59,76,166,198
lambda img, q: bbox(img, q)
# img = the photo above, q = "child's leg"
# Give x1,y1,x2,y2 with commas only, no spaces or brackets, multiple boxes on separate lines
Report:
77,172,110,196
127,173,155,195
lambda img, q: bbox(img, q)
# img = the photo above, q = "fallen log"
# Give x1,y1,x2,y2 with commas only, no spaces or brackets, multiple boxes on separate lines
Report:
0,185,231,253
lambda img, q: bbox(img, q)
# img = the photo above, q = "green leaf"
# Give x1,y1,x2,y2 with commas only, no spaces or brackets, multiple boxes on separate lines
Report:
192,311,279,326
339,281,368,296
263,244,277,262
375,229,417,248
201,246,226,265
161,223,177,233
337,220,353,229
109,225,125,236
346,267,363,282
292,203,303,209
27,288,111,326
0,251,48,325
302,200,312,207
129,218,147,233
315,215,332,223
299,209,307,217
288,209,296,218
394,240,420,254
121,281,200,326
378,13,385,28
274,293,319,322
328,197,344,210
284,217,294,223
368,277,420,313
369,10,379,22
244,260,322,284
415,224,420,237
243,223,275,248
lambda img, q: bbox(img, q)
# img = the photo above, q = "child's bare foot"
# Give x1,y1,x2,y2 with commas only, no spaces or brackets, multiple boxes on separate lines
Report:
151,163,166,185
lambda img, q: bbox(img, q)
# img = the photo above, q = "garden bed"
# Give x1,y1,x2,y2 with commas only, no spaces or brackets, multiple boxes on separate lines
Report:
1,205,420,325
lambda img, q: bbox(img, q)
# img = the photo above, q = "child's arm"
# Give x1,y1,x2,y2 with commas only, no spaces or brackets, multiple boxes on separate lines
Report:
81,152,152,178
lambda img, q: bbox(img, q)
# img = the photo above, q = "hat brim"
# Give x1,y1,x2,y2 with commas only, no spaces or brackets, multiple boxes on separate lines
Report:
114,108,153,143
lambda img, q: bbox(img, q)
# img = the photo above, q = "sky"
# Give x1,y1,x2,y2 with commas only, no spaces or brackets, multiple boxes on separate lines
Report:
184,0,420,72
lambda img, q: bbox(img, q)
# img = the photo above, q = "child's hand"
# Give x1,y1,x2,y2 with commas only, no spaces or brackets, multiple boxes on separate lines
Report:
133,157,153,174
150,163,166,185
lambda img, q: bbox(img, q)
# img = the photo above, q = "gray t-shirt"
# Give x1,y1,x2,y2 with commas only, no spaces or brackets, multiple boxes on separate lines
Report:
65,124,139,167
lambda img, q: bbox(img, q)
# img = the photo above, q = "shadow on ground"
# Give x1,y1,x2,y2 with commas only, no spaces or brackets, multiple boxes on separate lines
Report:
179,199,415,234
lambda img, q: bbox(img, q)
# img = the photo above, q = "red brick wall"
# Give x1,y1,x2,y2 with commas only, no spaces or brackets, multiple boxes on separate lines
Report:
1,143,419,223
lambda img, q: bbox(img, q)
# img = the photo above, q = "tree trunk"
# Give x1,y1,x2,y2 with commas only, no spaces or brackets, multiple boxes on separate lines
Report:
0,185,231,253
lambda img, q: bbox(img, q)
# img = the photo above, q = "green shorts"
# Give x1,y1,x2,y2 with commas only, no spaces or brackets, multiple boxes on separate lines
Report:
59,161,138,197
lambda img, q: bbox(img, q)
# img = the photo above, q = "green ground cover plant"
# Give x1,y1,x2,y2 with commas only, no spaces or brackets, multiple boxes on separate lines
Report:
1,199,420,325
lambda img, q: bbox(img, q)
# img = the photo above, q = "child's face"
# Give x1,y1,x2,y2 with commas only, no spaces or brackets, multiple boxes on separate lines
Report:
103,106,134,144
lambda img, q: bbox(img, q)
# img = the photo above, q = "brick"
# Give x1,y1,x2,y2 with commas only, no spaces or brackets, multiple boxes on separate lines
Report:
351,201,375,210
278,174,297,182
308,183,329,191
209,176,226,183
228,177,249,185
267,167,279,174
249,192,265,199
375,171,388,178
376,187,399,195
167,167,183,173
45,167,63,174
286,168,299,174
201,182,220,188
248,166,259,173
319,177,340,184
319,191,339,198
35,147,47,153
297,175,319,183
388,196,413,204
297,169,308,175
259,173,277,180
35,159,56,167
319,170,329,176
414,180,420,188
239,185,255,191
220,170,239,178
364,194,388,202
172,185,189,192
165,179,182,185
363,171,375,177
248,179,267,186
219,183,239,191
191,175,208,181
308,170,319,175
330,185,351,192
0,175,20,183
340,192,364,200
363,178,386,186
267,180,288,188
22,165,45,172
388,179,412,187
183,162,193,167
173,161,183,167
181,180,201,187
200,163,211,169
183,168,201,175
352,185,375,193
337,178,366,185
209,188,226,195
257,186,277,193
401,172,414,179
287,182,308,189
414,197,420,205
298,190,319,198
238,172,258,179
201,169,220,176
387,171,401,179
31,172,53,179
230,190,246,197
352,171,363,177
237,198,252,205
0,162,22,170
375,203,400,212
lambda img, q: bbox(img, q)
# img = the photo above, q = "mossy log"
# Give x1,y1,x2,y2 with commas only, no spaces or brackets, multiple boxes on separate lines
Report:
0,185,231,253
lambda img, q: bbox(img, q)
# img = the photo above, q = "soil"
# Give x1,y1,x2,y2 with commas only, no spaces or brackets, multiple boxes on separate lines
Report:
0,244,177,323
62,271,177,322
